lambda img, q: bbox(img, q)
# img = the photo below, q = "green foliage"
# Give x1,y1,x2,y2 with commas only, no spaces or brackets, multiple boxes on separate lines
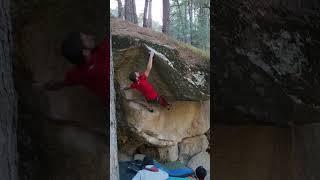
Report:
169,0,210,51
110,0,210,52
175,40,210,60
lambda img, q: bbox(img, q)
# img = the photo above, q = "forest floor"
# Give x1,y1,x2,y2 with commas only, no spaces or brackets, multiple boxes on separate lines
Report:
111,17,210,64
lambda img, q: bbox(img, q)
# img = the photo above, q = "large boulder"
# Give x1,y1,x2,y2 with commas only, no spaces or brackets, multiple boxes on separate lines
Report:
112,18,210,150
178,135,209,163
122,100,209,146
112,39,209,101
158,145,179,162
214,0,320,124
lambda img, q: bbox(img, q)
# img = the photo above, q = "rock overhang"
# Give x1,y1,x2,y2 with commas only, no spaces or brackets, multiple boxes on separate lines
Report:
112,36,209,101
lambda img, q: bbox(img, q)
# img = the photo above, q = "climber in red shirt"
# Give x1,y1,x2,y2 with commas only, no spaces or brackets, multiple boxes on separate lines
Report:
122,51,171,112
44,32,109,104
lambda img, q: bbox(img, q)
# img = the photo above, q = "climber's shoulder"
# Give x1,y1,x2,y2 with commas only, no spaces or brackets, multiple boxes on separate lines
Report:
140,72,148,79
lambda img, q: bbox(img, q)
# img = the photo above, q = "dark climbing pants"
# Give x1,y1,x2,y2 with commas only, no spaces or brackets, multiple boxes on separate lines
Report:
147,95,169,107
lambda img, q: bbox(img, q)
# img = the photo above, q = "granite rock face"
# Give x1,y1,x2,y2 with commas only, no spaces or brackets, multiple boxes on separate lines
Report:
213,0,320,124
178,135,209,163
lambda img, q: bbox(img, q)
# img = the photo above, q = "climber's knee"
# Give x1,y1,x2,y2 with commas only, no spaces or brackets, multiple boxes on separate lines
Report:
158,96,169,107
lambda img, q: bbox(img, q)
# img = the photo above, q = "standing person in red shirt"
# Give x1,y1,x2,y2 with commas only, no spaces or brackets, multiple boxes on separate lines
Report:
122,51,171,112
44,32,109,105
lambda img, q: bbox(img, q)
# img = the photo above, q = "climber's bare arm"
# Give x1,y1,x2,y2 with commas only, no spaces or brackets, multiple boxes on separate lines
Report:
144,51,154,77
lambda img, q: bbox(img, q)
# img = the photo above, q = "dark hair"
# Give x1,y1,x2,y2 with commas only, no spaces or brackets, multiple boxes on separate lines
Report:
61,32,85,65
129,72,137,82
142,156,154,166
195,166,207,179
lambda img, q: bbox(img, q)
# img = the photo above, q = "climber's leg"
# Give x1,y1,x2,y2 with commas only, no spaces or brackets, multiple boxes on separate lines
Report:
158,95,171,110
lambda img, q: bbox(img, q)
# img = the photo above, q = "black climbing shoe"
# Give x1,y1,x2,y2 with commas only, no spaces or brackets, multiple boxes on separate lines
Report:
148,109,154,113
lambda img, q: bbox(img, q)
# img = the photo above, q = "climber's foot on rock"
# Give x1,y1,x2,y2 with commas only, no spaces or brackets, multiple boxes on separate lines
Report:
148,108,154,113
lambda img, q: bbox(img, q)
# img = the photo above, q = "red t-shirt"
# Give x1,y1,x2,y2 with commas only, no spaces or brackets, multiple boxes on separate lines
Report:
130,73,158,101
64,36,109,101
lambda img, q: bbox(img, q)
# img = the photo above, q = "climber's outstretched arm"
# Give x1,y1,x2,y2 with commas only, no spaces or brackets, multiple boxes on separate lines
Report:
144,51,154,77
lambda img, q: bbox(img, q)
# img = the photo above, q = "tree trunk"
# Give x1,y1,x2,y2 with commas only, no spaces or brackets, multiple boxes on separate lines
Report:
198,4,206,49
147,0,153,28
175,0,183,41
162,0,170,34
188,0,193,44
110,37,119,180
125,0,138,24
0,0,18,179
184,2,188,43
117,0,124,18
206,0,210,49
143,0,149,27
